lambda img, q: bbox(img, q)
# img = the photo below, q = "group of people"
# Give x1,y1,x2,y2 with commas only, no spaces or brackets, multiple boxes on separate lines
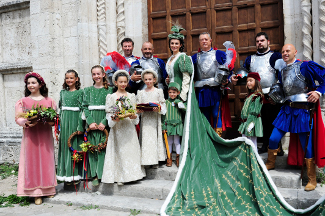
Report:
14,24,325,207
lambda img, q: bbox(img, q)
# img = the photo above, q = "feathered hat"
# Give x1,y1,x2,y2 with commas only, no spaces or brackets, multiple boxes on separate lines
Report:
168,20,185,40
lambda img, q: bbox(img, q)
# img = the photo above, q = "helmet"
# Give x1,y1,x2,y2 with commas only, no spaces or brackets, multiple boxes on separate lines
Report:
235,67,248,85
130,64,144,76
215,65,230,85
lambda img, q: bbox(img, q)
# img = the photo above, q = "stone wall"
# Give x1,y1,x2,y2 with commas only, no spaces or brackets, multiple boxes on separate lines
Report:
0,0,32,163
0,0,148,163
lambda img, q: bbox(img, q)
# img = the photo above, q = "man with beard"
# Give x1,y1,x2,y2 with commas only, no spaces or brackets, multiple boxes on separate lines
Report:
121,38,140,65
241,32,284,155
129,42,167,94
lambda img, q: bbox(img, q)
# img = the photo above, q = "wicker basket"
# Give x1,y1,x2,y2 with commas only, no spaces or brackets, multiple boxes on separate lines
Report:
27,115,38,124
118,112,135,119
27,115,55,124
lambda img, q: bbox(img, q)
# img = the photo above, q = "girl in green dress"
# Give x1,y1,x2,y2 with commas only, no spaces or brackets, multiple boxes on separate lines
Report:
57,70,84,183
238,72,264,152
82,65,113,185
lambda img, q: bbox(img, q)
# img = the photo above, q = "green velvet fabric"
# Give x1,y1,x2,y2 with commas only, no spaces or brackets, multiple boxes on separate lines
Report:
163,85,325,216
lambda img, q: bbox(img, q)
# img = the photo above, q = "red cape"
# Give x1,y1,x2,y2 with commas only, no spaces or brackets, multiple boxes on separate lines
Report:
221,92,232,131
208,92,232,131
287,101,325,168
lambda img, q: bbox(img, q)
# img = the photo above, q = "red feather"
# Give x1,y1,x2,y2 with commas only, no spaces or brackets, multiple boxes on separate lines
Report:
227,48,236,71
104,66,112,71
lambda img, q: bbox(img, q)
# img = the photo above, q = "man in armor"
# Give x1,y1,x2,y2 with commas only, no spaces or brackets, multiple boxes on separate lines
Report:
265,44,325,191
121,38,139,65
192,32,236,136
129,41,167,95
241,32,284,155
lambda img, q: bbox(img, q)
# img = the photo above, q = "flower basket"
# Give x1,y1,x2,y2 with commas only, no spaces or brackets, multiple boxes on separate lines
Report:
109,96,136,120
22,104,58,125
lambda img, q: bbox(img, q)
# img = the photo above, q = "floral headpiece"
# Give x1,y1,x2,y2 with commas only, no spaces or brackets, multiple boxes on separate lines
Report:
168,20,185,40
24,72,45,85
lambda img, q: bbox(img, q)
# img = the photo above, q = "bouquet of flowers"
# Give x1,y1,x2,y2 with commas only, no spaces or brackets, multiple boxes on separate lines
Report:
21,104,58,124
109,96,136,120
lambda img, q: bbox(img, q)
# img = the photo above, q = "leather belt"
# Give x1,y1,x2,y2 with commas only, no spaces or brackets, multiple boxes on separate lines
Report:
284,101,315,110
240,114,261,122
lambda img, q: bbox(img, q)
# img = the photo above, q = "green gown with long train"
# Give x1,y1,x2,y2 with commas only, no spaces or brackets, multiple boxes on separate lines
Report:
57,89,84,182
81,86,113,179
161,80,325,216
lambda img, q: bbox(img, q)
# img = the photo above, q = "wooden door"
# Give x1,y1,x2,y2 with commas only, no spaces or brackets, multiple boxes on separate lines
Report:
147,0,212,60
147,0,284,137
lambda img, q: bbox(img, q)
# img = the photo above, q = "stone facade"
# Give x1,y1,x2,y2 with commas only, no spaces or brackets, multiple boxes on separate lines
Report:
0,0,324,162
0,0,148,162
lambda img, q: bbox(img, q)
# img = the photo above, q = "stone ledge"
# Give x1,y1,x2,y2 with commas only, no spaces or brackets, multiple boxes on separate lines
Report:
0,63,32,74
45,184,164,215
0,0,29,14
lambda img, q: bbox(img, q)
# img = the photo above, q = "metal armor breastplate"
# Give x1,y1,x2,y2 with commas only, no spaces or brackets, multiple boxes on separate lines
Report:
125,56,137,65
281,61,309,101
197,50,219,80
139,58,164,90
250,52,277,92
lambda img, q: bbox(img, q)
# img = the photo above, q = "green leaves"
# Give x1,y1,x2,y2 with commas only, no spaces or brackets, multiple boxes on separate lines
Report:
0,194,30,208
0,163,18,180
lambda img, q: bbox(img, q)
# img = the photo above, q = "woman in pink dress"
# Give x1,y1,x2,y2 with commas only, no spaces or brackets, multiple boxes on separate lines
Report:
15,72,57,205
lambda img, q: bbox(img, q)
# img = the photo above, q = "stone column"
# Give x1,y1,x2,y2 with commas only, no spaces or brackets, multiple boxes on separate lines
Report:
106,0,117,53
124,0,148,57
282,0,304,60
77,0,100,87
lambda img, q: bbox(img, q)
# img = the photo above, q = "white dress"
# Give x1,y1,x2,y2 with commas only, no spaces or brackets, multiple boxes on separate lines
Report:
102,92,145,183
137,88,167,165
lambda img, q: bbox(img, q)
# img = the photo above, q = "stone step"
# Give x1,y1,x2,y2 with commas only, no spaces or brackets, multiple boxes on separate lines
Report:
64,179,174,200
268,169,302,189
278,186,325,209
45,184,163,214
65,169,303,203
147,164,303,189
146,163,178,181
51,182,325,214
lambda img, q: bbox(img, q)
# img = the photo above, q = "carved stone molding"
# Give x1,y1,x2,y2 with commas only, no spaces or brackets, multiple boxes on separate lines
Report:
116,0,125,54
320,0,325,66
0,63,32,74
301,0,313,61
97,0,107,60
0,0,29,14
